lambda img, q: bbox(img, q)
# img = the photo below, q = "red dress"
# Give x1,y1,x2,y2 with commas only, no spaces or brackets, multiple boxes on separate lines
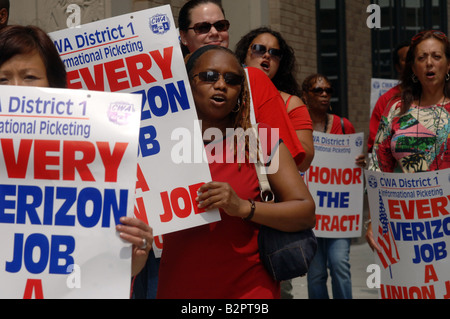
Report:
157,124,280,299
285,95,313,131
246,67,305,165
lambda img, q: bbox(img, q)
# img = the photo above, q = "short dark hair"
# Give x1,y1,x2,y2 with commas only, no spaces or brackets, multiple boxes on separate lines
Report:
178,0,224,31
301,73,331,96
0,25,67,88
178,0,225,56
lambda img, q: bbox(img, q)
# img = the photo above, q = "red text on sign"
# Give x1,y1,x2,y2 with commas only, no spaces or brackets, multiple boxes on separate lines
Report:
388,196,450,220
159,183,206,223
0,139,128,182
307,166,362,185
67,47,174,92
314,214,360,232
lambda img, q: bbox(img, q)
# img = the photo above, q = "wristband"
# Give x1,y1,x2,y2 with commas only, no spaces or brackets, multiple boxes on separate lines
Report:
243,199,256,221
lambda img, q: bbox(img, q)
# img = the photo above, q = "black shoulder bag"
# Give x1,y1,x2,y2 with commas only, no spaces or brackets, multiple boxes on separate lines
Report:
252,125,317,281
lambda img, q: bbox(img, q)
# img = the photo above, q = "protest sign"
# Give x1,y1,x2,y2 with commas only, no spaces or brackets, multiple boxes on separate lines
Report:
303,132,364,238
366,169,450,299
370,78,398,117
49,5,220,236
0,85,141,298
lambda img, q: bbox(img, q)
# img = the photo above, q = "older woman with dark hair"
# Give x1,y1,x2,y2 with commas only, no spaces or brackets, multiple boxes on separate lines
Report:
370,30,450,173
302,73,365,299
0,25,153,278
366,30,450,251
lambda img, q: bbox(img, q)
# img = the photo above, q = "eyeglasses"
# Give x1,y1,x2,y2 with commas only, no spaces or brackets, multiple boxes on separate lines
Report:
250,44,283,59
192,71,244,86
188,20,230,34
310,87,333,95
411,30,448,44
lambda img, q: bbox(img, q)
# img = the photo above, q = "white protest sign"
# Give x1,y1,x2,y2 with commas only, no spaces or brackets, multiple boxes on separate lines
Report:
370,78,398,116
303,132,364,238
49,5,220,236
366,169,450,299
0,85,141,299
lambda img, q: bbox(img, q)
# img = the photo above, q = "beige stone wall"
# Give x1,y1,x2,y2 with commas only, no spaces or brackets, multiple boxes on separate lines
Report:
9,0,109,32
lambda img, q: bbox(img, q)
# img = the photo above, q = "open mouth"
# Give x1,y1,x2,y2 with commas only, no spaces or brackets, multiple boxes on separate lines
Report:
260,61,270,71
426,71,436,78
211,95,226,103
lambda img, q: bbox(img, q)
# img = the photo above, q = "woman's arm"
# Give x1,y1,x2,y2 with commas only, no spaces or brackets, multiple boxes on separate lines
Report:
295,128,314,172
284,95,315,172
196,143,316,232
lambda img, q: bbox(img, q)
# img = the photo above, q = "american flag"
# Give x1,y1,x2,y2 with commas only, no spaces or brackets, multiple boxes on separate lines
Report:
376,191,400,269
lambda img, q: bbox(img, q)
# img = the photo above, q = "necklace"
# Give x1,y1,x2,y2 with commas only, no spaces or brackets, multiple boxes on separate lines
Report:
323,114,329,133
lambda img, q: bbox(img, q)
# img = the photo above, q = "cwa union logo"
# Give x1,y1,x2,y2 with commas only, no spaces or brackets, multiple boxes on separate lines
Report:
107,101,135,125
368,175,378,189
150,14,171,35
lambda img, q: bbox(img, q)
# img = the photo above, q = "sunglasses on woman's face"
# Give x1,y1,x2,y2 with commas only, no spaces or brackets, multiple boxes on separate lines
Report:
310,87,334,95
188,20,230,34
192,70,244,86
251,44,283,59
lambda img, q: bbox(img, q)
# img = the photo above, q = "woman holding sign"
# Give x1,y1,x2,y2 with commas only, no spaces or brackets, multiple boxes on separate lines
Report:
366,31,450,250
302,73,365,299
0,25,153,278
156,45,315,299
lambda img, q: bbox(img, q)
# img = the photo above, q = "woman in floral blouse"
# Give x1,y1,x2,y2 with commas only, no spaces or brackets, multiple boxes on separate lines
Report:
366,30,450,250
370,30,450,173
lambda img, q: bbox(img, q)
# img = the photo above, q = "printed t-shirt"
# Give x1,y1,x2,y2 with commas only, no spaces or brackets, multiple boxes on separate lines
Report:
368,85,401,153
370,100,450,173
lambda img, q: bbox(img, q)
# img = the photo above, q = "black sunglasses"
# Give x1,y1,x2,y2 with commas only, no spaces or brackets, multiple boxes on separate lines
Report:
310,87,334,95
251,44,283,59
188,20,230,34
192,71,244,86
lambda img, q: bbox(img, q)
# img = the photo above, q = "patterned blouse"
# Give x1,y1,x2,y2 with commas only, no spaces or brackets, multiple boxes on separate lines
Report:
370,100,450,173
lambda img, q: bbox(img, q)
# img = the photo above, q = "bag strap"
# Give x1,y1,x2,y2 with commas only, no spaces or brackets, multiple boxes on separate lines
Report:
245,68,257,125
244,68,274,202
340,117,345,134
253,124,274,201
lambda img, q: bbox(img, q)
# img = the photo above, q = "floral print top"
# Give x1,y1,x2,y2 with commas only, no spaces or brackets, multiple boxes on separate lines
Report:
370,100,450,173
